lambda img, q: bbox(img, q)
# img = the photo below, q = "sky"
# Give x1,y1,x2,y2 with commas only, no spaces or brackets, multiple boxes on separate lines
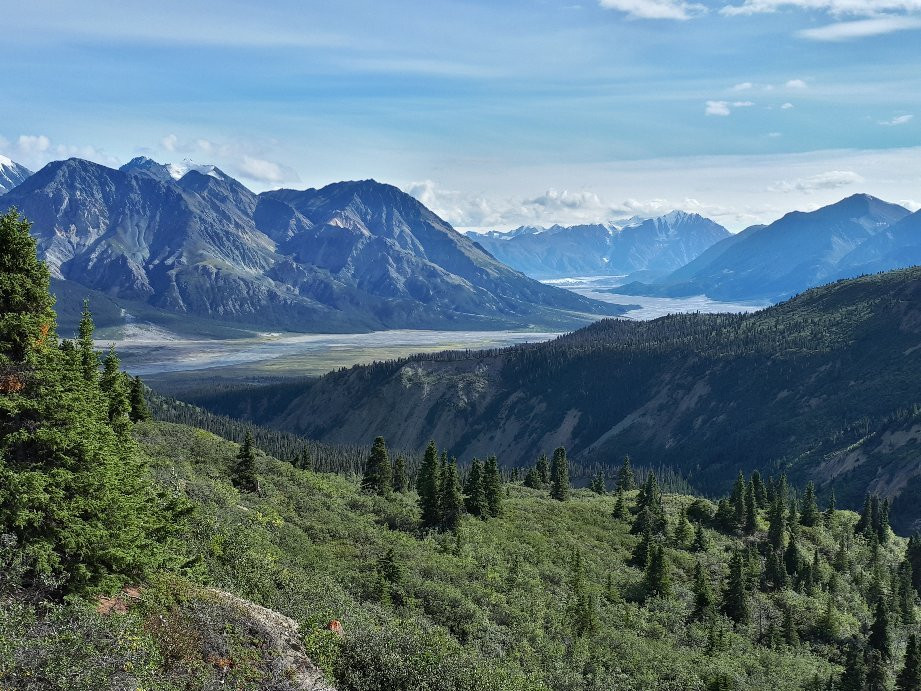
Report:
1,0,919,231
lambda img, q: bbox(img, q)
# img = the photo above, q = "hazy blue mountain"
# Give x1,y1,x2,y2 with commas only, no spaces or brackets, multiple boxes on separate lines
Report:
834,207,921,277
0,154,32,195
622,194,911,301
473,211,729,279
1,158,623,333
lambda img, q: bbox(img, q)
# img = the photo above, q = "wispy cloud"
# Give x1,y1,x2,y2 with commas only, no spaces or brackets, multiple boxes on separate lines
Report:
799,16,921,40
769,170,864,192
598,0,706,20
781,102,795,109
879,114,914,126
155,133,299,186
785,79,808,89
705,100,754,116
722,0,921,16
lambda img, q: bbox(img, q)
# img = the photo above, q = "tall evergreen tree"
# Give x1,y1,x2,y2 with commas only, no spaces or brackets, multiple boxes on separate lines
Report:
692,561,714,619
464,458,488,517
589,471,606,495
643,543,670,599
128,375,151,422
612,490,630,521
483,455,503,517
361,436,392,496
100,347,131,436
868,597,891,660
722,551,749,625
768,497,786,550
392,454,408,493
839,644,866,691
751,470,768,509
417,441,442,529
825,488,836,519
0,211,176,593
439,459,465,532
744,480,758,534
731,471,746,529
616,455,635,492
800,481,820,527
897,633,921,691
674,506,693,548
233,431,259,492
77,299,98,383
692,521,709,552
865,649,888,691
536,454,550,486
550,446,570,501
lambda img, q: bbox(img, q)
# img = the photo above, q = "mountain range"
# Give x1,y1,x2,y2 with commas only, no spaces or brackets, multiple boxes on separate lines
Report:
186,266,921,531
473,211,731,280
0,157,623,333
620,194,917,302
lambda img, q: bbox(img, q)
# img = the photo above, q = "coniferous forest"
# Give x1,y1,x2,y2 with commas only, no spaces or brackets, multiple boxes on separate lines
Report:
4,206,921,689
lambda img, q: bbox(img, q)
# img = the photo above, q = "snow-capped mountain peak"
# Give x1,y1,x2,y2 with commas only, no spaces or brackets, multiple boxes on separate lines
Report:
120,156,225,183
0,155,33,195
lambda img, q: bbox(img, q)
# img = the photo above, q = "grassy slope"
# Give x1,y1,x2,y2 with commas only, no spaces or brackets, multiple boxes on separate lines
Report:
144,424,912,688
4,421,910,689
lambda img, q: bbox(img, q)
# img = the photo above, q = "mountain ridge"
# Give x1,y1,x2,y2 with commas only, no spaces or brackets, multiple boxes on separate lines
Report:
0,158,624,333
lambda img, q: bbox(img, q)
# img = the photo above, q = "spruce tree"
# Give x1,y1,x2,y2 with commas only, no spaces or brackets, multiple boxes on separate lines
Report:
856,494,873,536
612,490,629,521
550,446,570,501
439,459,465,532
674,507,693,548
751,470,768,508
839,643,866,691
392,454,408,493
744,480,758,534
464,457,487,517
99,346,131,436
692,522,709,552
590,471,606,495
632,526,654,567
78,299,98,383
643,543,670,599
781,607,799,645
0,211,173,593
731,471,746,529
233,431,258,492
523,467,541,490
868,597,891,660
800,481,819,527
128,375,151,422
722,551,749,625
825,488,836,519
361,436,392,496
616,455,635,492
417,441,441,528
865,649,888,691
483,455,502,517
692,561,714,619
768,497,786,550
536,454,550,486
896,633,921,691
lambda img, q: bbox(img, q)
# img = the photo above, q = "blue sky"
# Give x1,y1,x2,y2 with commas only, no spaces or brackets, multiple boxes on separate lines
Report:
1,0,919,229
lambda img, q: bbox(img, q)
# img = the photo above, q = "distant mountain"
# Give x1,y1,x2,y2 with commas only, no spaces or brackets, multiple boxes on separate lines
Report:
622,194,911,302
189,266,921,531
473,211,730,279
0,155,32,195
0,157,623,333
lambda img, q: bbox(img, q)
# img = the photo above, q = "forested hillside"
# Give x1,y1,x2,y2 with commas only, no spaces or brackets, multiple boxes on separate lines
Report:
186,266,921,532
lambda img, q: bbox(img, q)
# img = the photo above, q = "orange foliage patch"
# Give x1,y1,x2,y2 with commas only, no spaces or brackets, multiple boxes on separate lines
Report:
326,619,344,636
0,374,24,394
34,322,51,348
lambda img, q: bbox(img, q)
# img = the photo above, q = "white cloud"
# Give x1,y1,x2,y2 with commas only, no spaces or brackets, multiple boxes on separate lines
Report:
705,100,754,116
733,82,754,90
781,102,795,109
598,0,705,20
232,156,298,184
17,135,51,156
799,16,921,40
722,0,921,15
785,79,808,89
769,170,864,192
768,132,783,137
161,134,179,152
879,114,914,126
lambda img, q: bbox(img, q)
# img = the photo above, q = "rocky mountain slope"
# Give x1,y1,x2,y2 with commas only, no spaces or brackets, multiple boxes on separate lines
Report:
0,154,31,195
473,211,730,279
187,266,921,531
0,157,622,333
621,194,912,302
